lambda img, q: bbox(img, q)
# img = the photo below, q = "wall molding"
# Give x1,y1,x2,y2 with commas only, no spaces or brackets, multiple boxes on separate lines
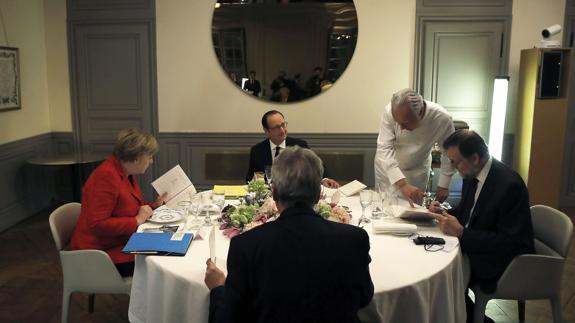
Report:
0,132,74,232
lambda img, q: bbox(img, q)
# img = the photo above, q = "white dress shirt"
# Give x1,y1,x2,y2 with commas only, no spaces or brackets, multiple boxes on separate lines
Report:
465,156,493,227
374,100,456,191
269,140,286,162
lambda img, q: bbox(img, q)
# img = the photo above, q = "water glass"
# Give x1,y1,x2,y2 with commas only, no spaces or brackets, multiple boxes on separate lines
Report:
187,196,203,229
177,200,191,219
212,191,226,211
359,190,372,223
382,187,398,217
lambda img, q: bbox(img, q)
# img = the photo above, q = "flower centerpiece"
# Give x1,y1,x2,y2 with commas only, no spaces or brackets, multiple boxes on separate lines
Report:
219,197,278,238
246,179,271,204
315,200,352,224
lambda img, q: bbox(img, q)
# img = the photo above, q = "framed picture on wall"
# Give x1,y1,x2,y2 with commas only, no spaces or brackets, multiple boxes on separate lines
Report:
0,46,21,111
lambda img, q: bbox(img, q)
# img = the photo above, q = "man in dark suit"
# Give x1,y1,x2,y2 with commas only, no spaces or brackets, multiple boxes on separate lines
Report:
430,130,534,322
245,110,339,188
243,70,261,97
205,146,374,323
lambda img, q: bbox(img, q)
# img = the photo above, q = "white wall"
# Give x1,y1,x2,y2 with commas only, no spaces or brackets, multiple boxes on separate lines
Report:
156,0,416,134
44,0,71,133
507,0,566,133
0,0,51,144
0,0,567,144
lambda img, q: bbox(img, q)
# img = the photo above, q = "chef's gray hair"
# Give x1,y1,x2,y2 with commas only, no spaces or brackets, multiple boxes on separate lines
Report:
271,146,323,208
391,88,424,117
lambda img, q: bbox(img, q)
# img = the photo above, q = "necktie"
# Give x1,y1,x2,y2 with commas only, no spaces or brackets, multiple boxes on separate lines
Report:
274,146,281,158
459,178,479,226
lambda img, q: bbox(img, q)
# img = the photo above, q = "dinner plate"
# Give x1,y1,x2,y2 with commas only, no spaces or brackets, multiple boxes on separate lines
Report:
148,209,182,224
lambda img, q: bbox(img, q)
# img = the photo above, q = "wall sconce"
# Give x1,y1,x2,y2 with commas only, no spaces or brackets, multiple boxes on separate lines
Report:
488,76,509,161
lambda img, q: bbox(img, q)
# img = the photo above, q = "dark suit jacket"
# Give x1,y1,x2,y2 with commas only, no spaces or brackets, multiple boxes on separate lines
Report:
246,137,311,182
209,206,374,323
243,79,261,97
452,159,534,292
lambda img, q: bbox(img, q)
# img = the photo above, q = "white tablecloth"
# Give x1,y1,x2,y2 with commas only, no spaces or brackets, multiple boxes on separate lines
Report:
128,195,466,323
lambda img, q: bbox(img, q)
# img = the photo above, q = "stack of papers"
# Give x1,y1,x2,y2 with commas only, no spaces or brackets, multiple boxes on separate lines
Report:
122,232,193,256
394,205,434,220
213,185,248,198
338,180,367,196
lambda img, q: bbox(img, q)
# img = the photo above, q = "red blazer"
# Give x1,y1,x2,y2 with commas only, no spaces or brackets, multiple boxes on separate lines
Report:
71,155,153,264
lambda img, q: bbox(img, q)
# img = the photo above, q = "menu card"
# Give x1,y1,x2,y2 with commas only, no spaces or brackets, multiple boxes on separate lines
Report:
152,164,196,208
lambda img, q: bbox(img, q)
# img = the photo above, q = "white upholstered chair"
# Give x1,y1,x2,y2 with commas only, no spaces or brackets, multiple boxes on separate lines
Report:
472,205,573,323
49,202,132,323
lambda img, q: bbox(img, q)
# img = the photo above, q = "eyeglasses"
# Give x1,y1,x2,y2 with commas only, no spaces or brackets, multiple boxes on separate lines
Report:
268,122,288,131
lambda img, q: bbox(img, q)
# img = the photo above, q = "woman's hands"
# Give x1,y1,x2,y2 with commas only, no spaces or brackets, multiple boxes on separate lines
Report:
135,205,153,225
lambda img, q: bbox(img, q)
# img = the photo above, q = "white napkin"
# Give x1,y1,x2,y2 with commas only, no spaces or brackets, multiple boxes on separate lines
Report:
372,222,417,234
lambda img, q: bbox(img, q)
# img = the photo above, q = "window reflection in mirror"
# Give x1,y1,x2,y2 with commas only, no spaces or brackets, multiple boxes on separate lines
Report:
212,0,358,103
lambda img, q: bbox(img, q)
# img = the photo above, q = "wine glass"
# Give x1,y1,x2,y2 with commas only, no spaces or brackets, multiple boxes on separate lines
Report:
383,186,398,218
370,190,381,220
264,166,272,185
186,196,203,230
359,190,372,224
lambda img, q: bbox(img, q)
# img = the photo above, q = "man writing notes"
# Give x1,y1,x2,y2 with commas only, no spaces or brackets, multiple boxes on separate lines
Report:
430,130,534,323
374,88,455,204
206,146,374,323
246,110,339,188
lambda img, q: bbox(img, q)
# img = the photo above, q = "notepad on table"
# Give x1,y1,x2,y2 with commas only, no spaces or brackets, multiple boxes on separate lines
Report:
122,232,193,256
213,185,248,198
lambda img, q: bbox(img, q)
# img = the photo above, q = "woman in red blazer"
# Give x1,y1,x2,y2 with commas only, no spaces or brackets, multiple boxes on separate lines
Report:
71,128,166,276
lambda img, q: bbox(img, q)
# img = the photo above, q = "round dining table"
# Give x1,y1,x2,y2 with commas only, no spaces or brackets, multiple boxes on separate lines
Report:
128,193,466,323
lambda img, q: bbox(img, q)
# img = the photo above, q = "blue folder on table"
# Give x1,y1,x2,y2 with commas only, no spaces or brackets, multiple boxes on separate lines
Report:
122,232,193,256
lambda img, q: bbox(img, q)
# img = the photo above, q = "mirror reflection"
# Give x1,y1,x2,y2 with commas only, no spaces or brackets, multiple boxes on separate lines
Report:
212,0,358,103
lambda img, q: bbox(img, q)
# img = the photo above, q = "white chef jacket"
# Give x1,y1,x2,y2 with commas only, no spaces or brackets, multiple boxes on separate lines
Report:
374,100,455,191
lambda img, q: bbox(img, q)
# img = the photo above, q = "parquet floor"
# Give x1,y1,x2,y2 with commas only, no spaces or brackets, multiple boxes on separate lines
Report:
0,207,573,323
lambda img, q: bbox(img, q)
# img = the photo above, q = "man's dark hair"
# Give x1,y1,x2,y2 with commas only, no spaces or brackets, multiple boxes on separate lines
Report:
443,129,489,160
249,70,256,75
261,110,284,129
314,66,323,72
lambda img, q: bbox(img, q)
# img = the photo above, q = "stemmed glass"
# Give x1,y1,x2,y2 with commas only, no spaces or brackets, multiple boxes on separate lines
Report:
370,190,381,220
264,166,272,186
359,190,372,224
200,193,220,226
187,196,203,229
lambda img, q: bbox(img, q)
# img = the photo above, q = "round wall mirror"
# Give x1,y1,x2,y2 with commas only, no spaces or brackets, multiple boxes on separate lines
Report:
212,0,358,103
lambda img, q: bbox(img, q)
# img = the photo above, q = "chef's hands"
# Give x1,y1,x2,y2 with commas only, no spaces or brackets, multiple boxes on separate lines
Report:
205,259,226,290
136,205,153,225
395,179,424,207
321,178,340,188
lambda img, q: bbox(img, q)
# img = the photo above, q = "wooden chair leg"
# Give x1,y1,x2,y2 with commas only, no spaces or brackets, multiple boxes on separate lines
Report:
518,300,525,322
88,294,95,313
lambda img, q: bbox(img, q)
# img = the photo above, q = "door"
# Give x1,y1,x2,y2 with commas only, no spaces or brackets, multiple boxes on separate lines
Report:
70,22,157,198
417,20,508,139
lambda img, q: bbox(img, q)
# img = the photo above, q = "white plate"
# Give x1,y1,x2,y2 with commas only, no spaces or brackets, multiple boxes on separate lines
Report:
148,209,182,224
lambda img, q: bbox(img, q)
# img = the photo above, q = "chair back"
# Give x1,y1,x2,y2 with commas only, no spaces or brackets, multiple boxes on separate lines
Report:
530,205,573,258
49,203,82,251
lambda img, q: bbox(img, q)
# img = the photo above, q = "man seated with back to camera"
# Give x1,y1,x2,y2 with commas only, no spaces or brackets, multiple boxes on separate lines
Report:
246,110,339,188
205,146,374,323
429,130,534,323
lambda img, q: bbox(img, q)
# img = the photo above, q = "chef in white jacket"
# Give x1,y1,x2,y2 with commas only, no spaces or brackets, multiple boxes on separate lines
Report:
374,88,455,205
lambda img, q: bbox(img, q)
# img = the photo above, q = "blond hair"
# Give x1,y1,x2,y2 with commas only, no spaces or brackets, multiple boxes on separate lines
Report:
113,128,159,162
